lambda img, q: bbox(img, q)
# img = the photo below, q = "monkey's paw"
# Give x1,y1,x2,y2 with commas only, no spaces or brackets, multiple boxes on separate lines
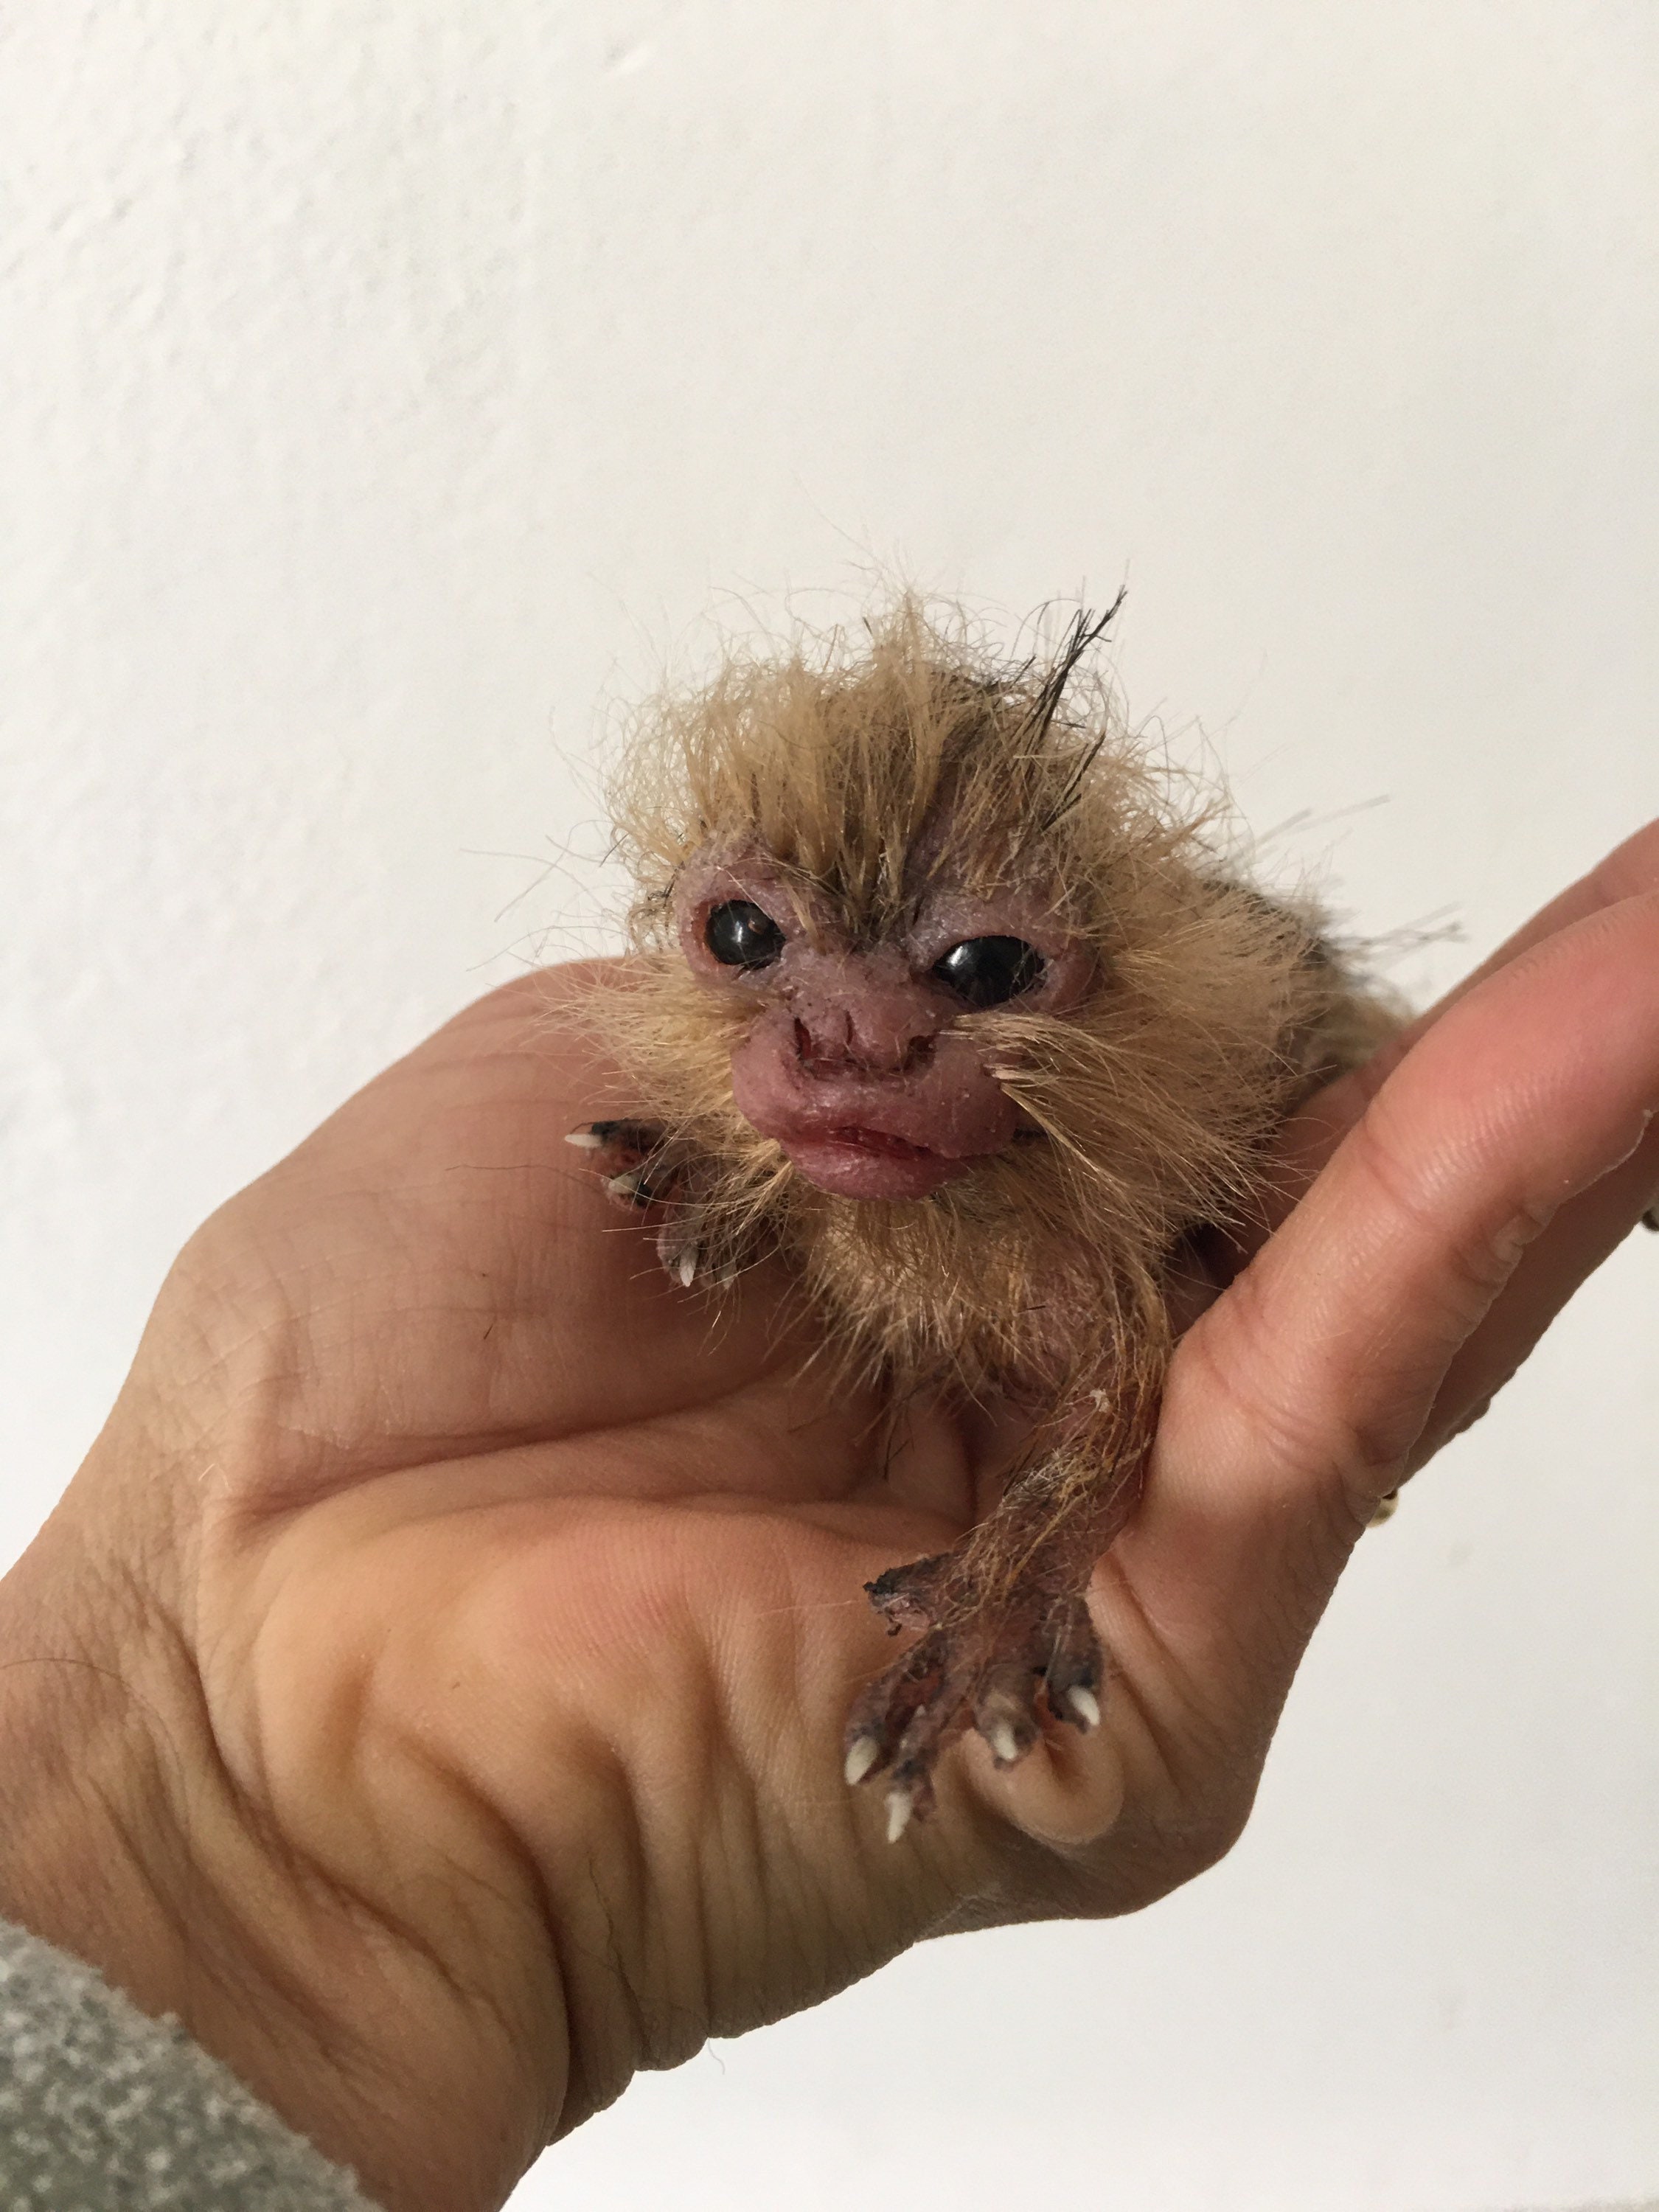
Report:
566,1119,735,1289
841,1555,1103,1841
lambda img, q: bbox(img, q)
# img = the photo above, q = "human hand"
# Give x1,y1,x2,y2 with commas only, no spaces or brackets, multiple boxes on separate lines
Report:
1,824,1654,2212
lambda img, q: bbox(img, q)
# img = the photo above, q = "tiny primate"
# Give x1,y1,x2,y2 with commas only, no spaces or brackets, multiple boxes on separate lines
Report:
568,599,1401,1839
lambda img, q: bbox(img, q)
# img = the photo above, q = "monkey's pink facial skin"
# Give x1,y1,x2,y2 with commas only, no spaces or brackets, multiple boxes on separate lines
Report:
674,856,1093,1200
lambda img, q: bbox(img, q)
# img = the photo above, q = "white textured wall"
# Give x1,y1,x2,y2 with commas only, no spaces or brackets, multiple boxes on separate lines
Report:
4,6,1656,2208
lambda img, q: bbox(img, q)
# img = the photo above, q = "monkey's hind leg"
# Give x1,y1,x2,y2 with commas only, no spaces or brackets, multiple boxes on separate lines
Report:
842,1393,1154,1840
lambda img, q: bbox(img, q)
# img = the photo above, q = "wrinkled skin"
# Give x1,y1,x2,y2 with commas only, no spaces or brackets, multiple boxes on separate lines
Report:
0,827,1655,2212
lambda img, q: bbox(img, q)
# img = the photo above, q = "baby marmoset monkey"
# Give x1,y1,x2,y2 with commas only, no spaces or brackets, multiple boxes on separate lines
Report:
569,599,1401,1839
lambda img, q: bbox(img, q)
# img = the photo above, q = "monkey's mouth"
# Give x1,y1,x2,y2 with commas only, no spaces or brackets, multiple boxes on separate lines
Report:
779,1124,981,1200
825,1125,933,1161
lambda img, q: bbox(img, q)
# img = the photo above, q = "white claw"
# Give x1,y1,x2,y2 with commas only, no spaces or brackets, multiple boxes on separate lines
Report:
886,1787,916,1844
987,1719,1020,1767
1066,1685,1101,1731
605,1172,640,1198
564,1129,605,1149
844,1735,880,1787
675,1248,697,1288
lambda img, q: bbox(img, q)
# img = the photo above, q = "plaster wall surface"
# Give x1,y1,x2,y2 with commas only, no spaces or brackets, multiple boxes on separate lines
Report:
2,5,1655,2208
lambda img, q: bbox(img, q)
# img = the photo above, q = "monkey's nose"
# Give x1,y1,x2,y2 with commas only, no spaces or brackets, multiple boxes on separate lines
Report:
791,996,939,1077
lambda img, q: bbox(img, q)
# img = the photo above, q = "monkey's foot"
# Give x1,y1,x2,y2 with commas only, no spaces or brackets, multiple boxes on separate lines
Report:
842,1559,1103,1840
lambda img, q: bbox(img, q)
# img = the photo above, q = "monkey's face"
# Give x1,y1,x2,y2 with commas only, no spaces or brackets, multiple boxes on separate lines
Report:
672,850,1096,1201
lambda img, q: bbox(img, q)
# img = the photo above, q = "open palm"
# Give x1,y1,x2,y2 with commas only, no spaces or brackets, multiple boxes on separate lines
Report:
23,828,1659,2212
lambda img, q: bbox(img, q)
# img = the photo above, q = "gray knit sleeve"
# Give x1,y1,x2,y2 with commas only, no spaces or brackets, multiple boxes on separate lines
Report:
0,1917,383,2209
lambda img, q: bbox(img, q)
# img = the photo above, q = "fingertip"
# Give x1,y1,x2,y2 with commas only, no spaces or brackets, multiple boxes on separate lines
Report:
963,1719,1127,1850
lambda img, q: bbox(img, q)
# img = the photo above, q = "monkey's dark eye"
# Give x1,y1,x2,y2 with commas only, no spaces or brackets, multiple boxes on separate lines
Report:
931,936,1045,1009
704,900,787,970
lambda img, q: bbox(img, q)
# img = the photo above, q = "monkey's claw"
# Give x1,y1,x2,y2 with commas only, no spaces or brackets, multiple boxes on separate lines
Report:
842,1559,1104,1837
654,1218,703,1287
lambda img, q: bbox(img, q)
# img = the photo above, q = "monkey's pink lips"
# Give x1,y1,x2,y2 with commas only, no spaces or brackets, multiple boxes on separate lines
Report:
780,1124,980,1200
826,1125,933,1161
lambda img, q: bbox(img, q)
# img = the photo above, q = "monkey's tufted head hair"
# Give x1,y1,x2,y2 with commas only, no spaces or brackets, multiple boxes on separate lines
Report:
611,595,1153,942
